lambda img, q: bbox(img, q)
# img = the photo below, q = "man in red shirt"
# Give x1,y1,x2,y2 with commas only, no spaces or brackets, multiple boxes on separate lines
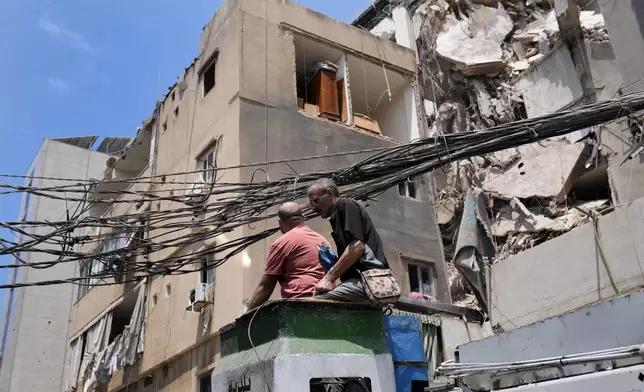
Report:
247,202,328,309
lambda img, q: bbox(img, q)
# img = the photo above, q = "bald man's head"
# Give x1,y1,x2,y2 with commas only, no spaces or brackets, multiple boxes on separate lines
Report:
277,202,304,234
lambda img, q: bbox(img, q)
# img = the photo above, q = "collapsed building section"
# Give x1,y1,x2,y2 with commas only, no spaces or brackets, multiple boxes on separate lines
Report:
355,0,637,312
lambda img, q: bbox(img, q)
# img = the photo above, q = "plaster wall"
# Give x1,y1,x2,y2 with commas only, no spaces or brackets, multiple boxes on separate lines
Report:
371,86,412,143
515,45,586,142
0,140,109,392
490,197,644,330
579,37,644,205
600,0,644,94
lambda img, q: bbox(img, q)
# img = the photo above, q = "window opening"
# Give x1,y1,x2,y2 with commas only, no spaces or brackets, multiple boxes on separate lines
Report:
165,283,172,297
398,176,420,200
201,50,219,97
408,263,435,297
201,253,216,286
294,35,345,122
346,54,412,141
108,287,139,343
199,373,212,392
77,260,91,300
143,374,154,387
197,145,216,183
134,218,146,242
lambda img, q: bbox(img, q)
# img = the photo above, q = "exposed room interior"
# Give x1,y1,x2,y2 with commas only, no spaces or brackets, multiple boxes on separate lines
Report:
346,54,411,142
108,286,139,343
293,34,413,142
294,34,345,122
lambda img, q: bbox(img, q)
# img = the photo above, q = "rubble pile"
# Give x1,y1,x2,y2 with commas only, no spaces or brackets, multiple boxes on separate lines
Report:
416,0,608,132
579,11,610,42
406,0,614,310
363,0,615,311
434,137,613,309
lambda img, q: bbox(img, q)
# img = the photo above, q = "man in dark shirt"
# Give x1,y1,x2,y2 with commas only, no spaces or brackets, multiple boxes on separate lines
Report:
307,178,390,302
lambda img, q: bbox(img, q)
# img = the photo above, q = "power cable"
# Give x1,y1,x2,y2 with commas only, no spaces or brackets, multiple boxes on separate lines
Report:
1,91,644,288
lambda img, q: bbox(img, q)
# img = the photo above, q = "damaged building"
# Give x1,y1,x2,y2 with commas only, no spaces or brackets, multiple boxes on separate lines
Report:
354,0,644,319
45,0,644,391
59,1,500,391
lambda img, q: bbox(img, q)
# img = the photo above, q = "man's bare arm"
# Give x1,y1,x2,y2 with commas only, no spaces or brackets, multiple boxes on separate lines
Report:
315,240,364,294
247,274,279,309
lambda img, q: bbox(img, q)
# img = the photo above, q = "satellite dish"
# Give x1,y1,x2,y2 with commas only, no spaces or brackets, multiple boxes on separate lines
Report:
178,80,188,91
185,179,209,205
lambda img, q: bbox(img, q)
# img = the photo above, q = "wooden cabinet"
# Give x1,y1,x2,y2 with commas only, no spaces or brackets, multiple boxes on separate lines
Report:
306,68,340,121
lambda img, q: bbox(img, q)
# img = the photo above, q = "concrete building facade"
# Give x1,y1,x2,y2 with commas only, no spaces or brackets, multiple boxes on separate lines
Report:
0,138,111,392
64,1,451,391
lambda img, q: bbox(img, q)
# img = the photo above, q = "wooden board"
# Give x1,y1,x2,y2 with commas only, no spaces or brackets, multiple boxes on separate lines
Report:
303,103,319,117
337,79,348,123
353,113,381,134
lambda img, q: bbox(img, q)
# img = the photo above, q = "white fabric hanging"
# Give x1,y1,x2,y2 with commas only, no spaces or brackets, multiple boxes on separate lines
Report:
63,335,84,392
82,311,113,392
121,281,147,365
83,279,148,389
83,347,105,392
78,317,105,381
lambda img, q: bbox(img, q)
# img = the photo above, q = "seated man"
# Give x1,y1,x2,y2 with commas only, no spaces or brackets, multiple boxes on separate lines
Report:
307,178,391,302
247,202,329,309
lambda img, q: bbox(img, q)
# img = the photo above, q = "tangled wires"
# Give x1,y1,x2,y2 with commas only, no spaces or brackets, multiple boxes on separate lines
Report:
2,90,644,289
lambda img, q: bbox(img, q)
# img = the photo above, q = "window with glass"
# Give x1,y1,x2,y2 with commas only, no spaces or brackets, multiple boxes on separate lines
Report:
197,147,216,184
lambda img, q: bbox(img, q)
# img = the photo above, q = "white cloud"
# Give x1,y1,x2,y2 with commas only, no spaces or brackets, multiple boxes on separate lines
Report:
38,13,95,52
48,76,69,92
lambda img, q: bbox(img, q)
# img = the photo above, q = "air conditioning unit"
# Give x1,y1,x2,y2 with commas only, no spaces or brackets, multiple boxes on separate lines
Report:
187,282,209,311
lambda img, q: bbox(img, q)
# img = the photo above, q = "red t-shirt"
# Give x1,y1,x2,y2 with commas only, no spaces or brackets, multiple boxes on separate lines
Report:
264,224,327,298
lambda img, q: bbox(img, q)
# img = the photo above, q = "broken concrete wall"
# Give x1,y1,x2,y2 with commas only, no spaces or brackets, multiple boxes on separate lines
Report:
440,315,493,362
483,141,588,200
579,37,644,206
597,2,644,204
435,5,513,76
600,0,644,94
490,196,644,330
515,44,584,129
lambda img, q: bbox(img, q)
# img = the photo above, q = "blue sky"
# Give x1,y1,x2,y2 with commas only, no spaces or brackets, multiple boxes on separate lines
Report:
0,0,370,294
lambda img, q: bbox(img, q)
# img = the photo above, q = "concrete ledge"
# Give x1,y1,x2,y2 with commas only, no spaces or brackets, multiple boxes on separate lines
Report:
491,197,644,329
